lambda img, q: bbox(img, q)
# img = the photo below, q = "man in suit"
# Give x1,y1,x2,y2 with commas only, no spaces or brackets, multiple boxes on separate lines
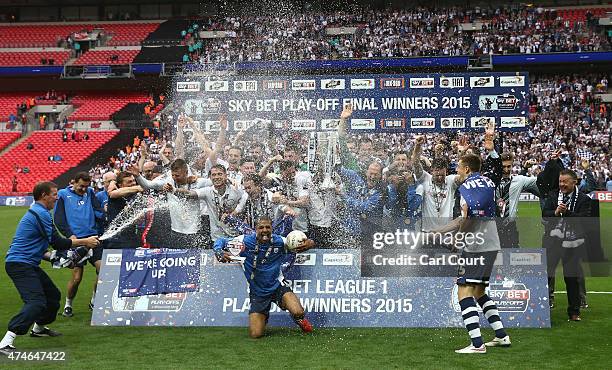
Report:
542,169,591,321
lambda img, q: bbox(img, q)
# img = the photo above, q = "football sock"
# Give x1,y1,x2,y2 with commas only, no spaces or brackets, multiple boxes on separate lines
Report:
65,298,73,308
477,294,507,338
459,297,483,347
0,331,16,347
32,323,45,333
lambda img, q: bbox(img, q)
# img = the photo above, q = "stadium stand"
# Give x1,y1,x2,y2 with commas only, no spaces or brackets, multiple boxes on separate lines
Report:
0,130,118,192
0,93,37,121
180,5,612,63
142,20,189,45
68,93,150,121
0,22,160,48
0,50,70,66
103,23,162,46
0,132,21,152
73,49,140,65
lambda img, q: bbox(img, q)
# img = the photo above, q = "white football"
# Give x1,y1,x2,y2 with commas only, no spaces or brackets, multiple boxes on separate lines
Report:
285,230,307,252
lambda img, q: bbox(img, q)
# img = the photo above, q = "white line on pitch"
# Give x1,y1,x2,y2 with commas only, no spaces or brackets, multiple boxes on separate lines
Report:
554,291,612,294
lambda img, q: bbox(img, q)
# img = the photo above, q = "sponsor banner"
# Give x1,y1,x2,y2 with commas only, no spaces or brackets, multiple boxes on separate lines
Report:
500,116,527,128
0,196,34,206
320,119,340,130
184,98,221,115
233,80,258,92
294,253,316,266
321,78,345,90
176,81,201,92
470,116,495,128
350,78,375,90
322,253,354,266
380,118,406,130
510,252,542,266
519,193,539,201
291,119,317,131
272,119,288,129
439,76,465,88
470,76,495,88
177,73,529,132
204,120,221,132
118,249,200,297
350,119,376,130
441,117,466,129
93,249,549,327
410,118,435,129
380,77,405,89
589,191,612,202
263,80,287,90
409,77,435,89
291,79,316,91
499,75,526,87
204,80,229,92
478,94,519,110
233,120,253,131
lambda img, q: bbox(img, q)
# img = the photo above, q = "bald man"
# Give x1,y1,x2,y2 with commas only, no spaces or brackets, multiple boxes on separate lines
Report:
142,161,158,181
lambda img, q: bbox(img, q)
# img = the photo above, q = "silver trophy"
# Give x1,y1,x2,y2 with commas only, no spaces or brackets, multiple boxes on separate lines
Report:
308,132,340,190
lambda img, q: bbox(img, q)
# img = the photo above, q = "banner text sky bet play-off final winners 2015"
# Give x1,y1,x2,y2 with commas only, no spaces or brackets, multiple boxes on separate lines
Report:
174,72,529,133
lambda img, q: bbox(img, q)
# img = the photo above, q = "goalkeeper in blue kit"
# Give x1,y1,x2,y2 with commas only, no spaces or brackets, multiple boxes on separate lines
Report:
214,216,315,338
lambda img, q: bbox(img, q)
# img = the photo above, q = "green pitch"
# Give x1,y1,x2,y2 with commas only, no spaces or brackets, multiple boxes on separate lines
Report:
0,204,610,369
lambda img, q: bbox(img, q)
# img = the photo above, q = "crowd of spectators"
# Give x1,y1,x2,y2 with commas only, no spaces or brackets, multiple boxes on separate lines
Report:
181,6,611,63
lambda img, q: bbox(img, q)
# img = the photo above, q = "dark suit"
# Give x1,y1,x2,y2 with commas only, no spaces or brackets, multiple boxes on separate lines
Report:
542,190,591,317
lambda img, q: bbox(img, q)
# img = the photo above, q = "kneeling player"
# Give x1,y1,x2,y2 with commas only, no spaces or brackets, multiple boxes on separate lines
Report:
214,216,314,338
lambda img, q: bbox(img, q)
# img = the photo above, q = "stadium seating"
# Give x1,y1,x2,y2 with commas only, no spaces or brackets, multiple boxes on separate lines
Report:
0,22,160,48
0,93,35,121
74,49,140,65
69,93,150,121
105,23,161,46
0,132,21,152
0,51,70,66
0,130,118,192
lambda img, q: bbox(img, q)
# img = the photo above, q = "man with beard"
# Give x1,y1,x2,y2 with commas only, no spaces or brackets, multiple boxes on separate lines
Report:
495,152,540,248
249,143,265,171
213,216,314,338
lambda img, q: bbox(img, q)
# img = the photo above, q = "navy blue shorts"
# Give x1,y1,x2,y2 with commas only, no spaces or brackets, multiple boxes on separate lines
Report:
456,250,499,286
90,246,104,265
249,285,292,316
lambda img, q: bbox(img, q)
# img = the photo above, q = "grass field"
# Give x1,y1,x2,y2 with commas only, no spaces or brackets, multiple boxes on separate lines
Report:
0,203,610,369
